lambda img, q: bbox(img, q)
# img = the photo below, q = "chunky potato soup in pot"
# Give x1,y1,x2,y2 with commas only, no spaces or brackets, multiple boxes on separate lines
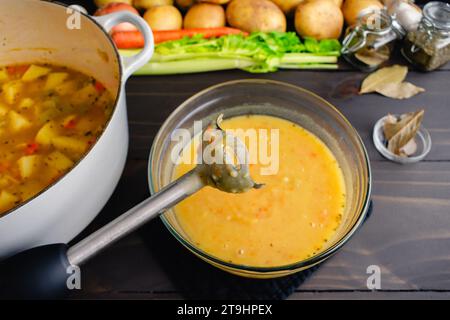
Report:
0,64,114,215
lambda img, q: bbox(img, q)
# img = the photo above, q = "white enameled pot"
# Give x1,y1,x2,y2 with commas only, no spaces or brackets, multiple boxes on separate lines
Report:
0,0,154,258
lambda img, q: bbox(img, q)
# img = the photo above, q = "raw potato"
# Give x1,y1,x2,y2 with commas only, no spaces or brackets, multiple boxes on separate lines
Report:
270,0,304,15
94,0,132,7
295,0,343,40
175,0,195,9
94,3,140,33
184,3,225,29
271,0,342,14
143,5,183,30
133,0,173,9
226,0,287,33
197,0,231,4
342,0,384,26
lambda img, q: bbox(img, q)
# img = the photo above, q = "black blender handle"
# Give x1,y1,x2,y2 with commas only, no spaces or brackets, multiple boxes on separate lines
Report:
0,171,206,299
0,244,71,299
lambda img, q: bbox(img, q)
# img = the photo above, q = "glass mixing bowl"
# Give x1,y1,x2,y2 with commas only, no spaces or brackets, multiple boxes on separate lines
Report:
148,79,372,278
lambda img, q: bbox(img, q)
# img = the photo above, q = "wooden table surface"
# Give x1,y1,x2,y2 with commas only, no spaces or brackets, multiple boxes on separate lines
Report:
61,0,450,300
66,61,450,300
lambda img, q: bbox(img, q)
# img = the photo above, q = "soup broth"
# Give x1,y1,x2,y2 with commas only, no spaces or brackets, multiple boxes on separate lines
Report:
173,115,346,267
0,64,114,215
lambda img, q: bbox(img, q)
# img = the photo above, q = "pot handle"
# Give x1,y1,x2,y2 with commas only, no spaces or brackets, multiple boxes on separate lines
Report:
93,12,154,80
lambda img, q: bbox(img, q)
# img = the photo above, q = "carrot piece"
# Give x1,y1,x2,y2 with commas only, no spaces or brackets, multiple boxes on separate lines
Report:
94,80,105,93
64,119,77,129
6,65,30,77
25,142,39,155
87,138,96,146
0,162,11,173
111,27,248,49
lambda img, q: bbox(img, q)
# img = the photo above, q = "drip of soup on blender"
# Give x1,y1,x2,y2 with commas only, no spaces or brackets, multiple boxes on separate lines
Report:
173,115,346,267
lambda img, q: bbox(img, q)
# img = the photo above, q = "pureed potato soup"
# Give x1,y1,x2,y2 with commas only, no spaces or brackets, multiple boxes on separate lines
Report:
174,115,346,267
0,64,114,215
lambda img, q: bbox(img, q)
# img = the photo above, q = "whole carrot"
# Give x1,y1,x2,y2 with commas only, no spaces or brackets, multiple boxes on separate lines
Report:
153,27,248,43
112,31,144,49
112,27,247,49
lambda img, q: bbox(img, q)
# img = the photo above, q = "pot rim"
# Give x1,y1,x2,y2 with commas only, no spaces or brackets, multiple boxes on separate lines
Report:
0,1,124,220
148,79,372,274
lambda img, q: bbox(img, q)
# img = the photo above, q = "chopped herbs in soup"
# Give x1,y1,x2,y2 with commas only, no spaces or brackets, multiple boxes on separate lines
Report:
0,64,114,215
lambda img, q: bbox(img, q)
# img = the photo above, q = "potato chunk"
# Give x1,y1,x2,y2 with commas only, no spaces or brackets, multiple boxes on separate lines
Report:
45,151,74,173
18,98,35,110
54,80,78,96
21,65,51,82
17,155,41,179
0,103,8,117
52,136,87,154
0,190,19,212
0,177,9,189
0,174,19,188
2,80,23,104
0,68,8,82
35,122,59,146
45,72,69,91
8,111,32,132
70,84,97,106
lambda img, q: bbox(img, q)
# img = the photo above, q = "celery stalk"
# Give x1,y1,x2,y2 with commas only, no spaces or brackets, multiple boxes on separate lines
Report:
281,53,338,64
279,64,339,70
133,58,255,75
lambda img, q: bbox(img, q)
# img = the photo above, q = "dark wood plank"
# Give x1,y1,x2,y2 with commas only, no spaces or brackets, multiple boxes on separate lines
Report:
125,70,450,161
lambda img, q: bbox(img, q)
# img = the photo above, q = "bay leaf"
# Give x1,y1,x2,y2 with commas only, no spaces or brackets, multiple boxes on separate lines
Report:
359,65,408,94
399,138,418,157
375,81,425,99
385,110,425,155
355,46,390,67
383,113,401,140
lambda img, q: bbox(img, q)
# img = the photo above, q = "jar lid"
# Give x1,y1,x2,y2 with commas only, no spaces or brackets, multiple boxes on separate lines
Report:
423,1,450,31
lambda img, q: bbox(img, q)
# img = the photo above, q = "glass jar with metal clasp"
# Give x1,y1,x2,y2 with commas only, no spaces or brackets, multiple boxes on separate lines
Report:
341,9,406,72
401,1,450,71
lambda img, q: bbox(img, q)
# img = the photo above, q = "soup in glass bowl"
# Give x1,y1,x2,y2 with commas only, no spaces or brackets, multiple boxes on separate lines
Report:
149,79,371,278
174,114,346,267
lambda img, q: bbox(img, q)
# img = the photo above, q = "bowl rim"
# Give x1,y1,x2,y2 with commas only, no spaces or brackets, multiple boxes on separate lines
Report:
0,1,124,220
148,79,372,273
